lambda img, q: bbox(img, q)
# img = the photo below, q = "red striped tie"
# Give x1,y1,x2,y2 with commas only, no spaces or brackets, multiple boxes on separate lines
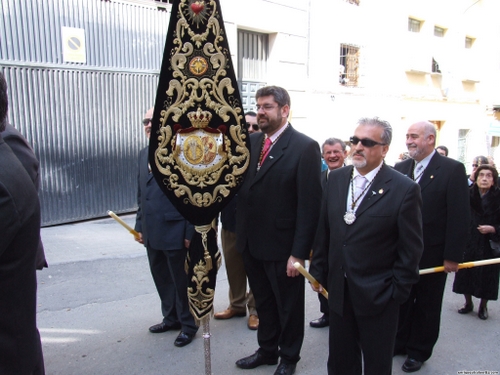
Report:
261,137,272,162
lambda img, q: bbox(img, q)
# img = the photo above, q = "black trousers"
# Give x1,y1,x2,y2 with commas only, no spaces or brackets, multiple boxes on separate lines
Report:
243,249,305,364
317,293,329,316
328,282,399,375
395,272,448,362
146,247,197,335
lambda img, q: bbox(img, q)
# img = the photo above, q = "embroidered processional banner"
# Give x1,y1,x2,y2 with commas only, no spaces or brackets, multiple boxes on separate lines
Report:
149,0,250,324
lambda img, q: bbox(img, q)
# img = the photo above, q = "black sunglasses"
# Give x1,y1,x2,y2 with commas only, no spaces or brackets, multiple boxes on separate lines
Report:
246,124,259,131
142,118,152,126
350,136,386,147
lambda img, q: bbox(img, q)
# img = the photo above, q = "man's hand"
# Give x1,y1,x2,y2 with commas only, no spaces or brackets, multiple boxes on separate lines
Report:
287,255,303,277
443,260,459,273
310,282,323,294
135,232,144,244
477,225,495,235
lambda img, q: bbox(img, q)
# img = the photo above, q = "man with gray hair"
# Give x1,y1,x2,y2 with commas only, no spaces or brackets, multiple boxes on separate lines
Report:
394,120,470,372
310,117,423,375
309,137,347,329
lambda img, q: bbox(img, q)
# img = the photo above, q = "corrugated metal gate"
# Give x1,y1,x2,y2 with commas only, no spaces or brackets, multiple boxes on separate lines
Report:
0,0,170,225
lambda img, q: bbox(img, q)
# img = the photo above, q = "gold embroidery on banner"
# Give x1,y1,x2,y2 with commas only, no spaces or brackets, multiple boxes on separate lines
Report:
189,56,209,76
188,258,219,320
153,0,250,208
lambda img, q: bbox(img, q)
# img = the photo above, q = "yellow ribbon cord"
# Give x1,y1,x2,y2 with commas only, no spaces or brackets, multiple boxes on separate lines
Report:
195,224,213,272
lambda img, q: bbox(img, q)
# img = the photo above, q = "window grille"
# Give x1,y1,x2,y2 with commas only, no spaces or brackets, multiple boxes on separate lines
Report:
408,18,421,33
339,44,359,87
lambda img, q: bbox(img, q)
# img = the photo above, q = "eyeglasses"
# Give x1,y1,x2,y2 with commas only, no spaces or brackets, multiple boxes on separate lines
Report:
350,136,386,147
246,124,259,131
142,118,152,126
256,104,278,112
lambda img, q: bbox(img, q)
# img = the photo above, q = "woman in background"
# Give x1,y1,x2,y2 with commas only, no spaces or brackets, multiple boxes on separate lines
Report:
453,164,500,320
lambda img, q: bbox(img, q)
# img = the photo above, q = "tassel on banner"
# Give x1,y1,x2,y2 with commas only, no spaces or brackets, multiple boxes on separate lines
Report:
195,224,213,272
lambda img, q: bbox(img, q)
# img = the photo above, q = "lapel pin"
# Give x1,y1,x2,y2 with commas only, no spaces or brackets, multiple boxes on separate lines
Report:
269,156,274,159
430,175,434,179
379,188,384,194
371,191,376,196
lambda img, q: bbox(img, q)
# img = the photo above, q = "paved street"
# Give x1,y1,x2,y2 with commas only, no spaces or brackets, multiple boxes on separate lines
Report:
37,214,500,374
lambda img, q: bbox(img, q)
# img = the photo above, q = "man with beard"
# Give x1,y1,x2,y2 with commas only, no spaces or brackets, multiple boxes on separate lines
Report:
309,137,347,329
394,121,470,372
235,86,322,375
310,117,423,375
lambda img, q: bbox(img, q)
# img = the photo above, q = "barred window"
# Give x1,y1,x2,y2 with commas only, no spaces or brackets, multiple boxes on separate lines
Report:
408,18,421,33
339,44,360,87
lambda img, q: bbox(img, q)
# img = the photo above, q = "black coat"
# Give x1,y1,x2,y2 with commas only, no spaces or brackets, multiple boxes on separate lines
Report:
453,185,500,300
394,152,470,268
236,126,322,261
0,135,44,374
310,164,424,316
134,146,194,250
1,124,47,269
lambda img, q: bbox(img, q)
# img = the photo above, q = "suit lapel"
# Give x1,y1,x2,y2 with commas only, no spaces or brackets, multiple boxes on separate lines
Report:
355,164,392,217
141,147,155,183
328,165,354,236
399,159,414,179
250,126,293,186
337,166,352,210
418,153,440,192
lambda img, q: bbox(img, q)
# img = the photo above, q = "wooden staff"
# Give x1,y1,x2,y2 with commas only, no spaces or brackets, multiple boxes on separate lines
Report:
293,262,329,299
419,257,500,275
107,210,140,240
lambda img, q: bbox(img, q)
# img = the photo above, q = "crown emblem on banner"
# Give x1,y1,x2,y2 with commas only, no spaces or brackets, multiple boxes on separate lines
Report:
188,107,212,128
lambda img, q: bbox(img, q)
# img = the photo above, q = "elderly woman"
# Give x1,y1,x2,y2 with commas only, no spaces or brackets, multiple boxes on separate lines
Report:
453,164,500,320
467,155,489,186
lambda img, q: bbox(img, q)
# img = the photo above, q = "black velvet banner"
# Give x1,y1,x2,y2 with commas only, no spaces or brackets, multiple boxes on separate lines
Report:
149,0,250,323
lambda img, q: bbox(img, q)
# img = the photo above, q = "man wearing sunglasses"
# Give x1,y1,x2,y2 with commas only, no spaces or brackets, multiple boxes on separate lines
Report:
245,111,260,134
310,117,423,375
394,121,470,373
134,107,198,347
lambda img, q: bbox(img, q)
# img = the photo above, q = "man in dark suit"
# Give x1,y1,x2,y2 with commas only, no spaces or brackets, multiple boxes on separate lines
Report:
0,72,45,374
235,86,322,375
309,137,348,329
134,107,197,347
1,123,47,270
310,117,423,375
394,120,470,372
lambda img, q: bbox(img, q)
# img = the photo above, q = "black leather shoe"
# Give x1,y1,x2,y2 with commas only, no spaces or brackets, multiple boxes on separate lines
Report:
149,321,181,333
274,362,296,375
309,315,329,328
235,351,278,369
478,306,488,320
174,331,195,347
402,357,423,373
458,303,474,314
